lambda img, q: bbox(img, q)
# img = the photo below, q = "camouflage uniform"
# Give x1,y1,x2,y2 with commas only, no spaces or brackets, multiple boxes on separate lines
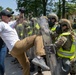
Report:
70,18,76,75
47,13,59,43
31,18,41,35
48,19,75,75
16,23,24,39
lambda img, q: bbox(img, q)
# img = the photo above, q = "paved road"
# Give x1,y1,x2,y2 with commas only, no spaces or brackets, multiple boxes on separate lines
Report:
5,55,71,75
5,55,51,75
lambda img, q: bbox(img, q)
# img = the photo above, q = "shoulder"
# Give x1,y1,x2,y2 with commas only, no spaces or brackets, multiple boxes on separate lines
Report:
0,21,6,32
0,21,5,27
8,20,16,25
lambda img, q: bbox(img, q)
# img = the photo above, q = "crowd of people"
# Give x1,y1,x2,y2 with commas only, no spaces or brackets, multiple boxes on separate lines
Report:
0,8,76,75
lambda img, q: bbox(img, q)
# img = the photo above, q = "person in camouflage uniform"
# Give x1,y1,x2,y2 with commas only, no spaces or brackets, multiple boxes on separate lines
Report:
46,19,75,75
70,18,76,75
47,13,60,43
29,17,47,74
47,13,58,31
23,19,36,72
16,23,24,39
22,18,47,74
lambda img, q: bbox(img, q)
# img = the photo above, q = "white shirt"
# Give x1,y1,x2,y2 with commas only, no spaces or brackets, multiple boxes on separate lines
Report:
0,21,20,51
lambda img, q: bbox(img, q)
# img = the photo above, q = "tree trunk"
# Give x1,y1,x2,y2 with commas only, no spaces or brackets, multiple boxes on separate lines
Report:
42,0,48,16
58,0,62,19
62,0,66,18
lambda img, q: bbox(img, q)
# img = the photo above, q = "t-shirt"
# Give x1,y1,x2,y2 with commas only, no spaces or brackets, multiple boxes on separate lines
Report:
0,21,20,51
8,20,17,28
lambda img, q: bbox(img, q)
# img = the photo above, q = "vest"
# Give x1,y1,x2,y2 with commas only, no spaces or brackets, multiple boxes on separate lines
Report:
57,32,75,60
50,24,57,32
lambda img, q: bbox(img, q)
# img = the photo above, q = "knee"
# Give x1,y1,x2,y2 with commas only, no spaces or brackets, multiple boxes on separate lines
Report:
35,35,42,42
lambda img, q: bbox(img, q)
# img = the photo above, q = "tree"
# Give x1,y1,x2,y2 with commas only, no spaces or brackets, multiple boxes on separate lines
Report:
16,0,76,18
16,0,49,16
6,7,13,11
0,6,3,11
62,0,66,18
52,0,76,19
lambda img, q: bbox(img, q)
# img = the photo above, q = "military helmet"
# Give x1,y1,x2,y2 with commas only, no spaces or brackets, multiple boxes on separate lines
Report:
59,19,72,30
47,13,58,22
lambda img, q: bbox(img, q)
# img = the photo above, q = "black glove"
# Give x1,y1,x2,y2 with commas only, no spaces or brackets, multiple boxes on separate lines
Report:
56,25,62,34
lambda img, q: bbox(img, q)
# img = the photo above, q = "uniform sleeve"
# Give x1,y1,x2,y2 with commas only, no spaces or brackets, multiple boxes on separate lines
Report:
54,36,67,49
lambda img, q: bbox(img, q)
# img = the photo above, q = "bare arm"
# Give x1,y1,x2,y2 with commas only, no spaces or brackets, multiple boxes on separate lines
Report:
16,13,24,24
9,13,24,28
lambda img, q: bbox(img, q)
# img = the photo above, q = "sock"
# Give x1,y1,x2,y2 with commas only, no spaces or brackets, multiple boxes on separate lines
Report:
37,56,41,59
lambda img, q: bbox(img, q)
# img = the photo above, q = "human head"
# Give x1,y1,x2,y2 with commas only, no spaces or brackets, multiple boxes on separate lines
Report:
0,9,14,23
59,19,72,32
47,13,58,28
74,18,76,23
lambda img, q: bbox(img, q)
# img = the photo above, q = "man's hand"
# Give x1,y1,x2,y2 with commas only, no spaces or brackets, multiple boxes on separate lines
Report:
16,13,24,25
19,7,25,13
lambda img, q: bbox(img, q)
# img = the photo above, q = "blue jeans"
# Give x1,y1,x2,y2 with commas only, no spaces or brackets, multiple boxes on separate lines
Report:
0,45,7,75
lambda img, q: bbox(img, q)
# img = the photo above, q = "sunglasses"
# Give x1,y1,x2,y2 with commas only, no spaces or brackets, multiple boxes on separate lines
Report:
7,15,12,17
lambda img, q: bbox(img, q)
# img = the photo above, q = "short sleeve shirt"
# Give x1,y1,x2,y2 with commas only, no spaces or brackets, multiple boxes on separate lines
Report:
0,21,20,51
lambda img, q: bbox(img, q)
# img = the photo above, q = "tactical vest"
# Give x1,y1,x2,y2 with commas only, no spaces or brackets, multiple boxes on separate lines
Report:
26,21,33,36
50,24,58,43
16,24,24,38
34,23,40,34
35,23,40,29
27,25,33,35
57,32,75,60
50,24,57,32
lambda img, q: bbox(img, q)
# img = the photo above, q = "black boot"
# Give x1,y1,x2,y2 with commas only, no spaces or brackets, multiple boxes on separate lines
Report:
36,66,43,75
